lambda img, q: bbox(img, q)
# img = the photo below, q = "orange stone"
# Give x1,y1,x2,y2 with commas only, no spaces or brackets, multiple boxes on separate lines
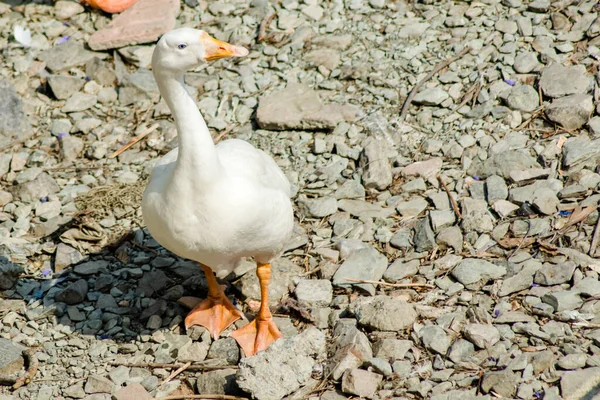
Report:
88,0,180,51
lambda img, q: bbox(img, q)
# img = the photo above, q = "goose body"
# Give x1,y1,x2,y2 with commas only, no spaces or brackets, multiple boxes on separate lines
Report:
143,138,294,277
141,28,294,355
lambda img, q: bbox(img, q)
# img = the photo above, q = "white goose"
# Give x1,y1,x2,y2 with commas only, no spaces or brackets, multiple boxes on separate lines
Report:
141,28,294,356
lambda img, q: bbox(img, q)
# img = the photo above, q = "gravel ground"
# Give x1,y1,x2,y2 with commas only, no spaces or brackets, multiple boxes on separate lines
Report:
2,0,600,399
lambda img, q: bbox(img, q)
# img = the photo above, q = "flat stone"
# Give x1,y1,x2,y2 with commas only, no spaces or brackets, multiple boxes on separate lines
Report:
295,279,333,306
298,196,338,218
360,138,393,190
562,137,600,170
332,245,388,295
256,84,362,131
513,52,541,73
0,79,32,149
396,198,428,217
420,325,451,355
55,279,89,305
305,49,340,70
557,353,587,370
236,327,326,400
38,40,104,72
560,367,600,400
196,369,239,395
541,290,583,312
539,64,593,98
75,260,110,276
413,87,449,106
451,258,506,286
113,383,152,400
341,368,382,399
62,93,97,113
468,149,539,179
85,375,114,394
545,94,594,130
463,324,500,349
383,259,419,281
351,295,417,331
534,262,576,285
373,339,412,360
47,75,85,100
88,0,180,50
506,85,538,112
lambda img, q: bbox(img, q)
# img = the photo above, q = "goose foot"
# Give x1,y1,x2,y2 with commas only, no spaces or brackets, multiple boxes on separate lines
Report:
184,291,243,339
183,264,243,339
230,317,281,357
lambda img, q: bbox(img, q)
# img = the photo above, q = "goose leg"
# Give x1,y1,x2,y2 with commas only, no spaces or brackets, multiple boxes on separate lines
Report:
231,262,282,356
184,264,243,339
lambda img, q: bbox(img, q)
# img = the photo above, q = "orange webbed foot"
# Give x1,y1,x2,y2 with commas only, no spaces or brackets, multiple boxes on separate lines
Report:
183,287,243,339
230,317,282,357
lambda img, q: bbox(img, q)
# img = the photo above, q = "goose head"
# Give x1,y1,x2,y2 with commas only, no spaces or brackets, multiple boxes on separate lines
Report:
152,28,249,75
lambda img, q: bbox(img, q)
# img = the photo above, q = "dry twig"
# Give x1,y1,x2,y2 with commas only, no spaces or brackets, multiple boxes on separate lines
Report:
257,12,277,43
0,349,38,389
157,362,191,391
437,175,462,220
400,46,471,120
108,361,236,371
345,278,434,289
590,212,600,257
109,123,159,159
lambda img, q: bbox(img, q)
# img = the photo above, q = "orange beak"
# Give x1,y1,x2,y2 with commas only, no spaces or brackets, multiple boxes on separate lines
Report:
201,32,249,61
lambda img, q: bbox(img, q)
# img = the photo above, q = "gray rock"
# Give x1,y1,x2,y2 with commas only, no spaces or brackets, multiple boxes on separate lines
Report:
383,259,419,281
372,339,412,360
337,199,395,219
414,217,435,252
256,84,361,130
59,134,84,162
545,94,594,130
557,353,587,370
178,341,209,362
305,49,340,70
0,259,23,290
528,0,549,11
541,290,583,312
0,79,32,149
498,271,533,296
332,245,388,295
363,357,392,376
334,180,365,199
481,371,518,397
451,259,506,286
75,260,109,276
436,226,463,252
55,279,89,305
562,137,600,170
62,93,97,113
38,41,105,72
196,369,240,395
447,339,474,363
534,262,576,285
84,375,114,394
236,327,326,400
461,198,494,233
298,196,338,218
468,149,539,179
295,279,332,306
533,187,560,215
506,85,539,112
413,87,449,106
341,368,382,398
560,367,600,400
360,138,392,190
396,198,428,217
573,277,600,296
429,210,456,232
351,295,417,331
495,19,518,34
513,52,541,73
420,325,451,355
486,175,509,202
463,324,500,349
207,338,240,365
47,75,85,100
539,64,593,98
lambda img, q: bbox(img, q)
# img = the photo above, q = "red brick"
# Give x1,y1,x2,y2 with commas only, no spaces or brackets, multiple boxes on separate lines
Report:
88,0,180,51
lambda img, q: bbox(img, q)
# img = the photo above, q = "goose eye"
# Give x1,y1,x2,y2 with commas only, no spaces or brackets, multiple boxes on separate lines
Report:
177,44,187,50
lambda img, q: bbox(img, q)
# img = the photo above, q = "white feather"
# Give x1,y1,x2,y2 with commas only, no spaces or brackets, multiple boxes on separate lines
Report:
13,26,32,47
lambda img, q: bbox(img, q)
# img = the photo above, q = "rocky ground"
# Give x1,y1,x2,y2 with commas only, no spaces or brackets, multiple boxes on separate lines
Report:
1,0,600,399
